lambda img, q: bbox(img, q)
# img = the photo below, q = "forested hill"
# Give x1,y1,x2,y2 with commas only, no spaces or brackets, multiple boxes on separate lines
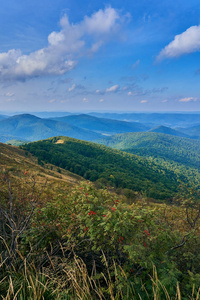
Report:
0,114,102,142
99,132,200,170
149,125,189,138
50,114,150,134
22,136,184,200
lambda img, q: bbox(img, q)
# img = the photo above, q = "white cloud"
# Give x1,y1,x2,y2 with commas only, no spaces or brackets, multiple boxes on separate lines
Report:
106,84,119,92
162,99,168,103
68,83,76,92
179,97,197,102
157,25,200,60
140,100,148,103
127,91,133,96
5,92,15,97
83,97,88,102
99,98,104,102
0,7,125,81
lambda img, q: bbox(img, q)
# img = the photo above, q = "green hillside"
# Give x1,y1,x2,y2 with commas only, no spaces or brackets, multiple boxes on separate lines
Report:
178,124,200,139
149,125,189,138
22,136,184,200
51,114,150,134
0,114,102,142
99,132,200,170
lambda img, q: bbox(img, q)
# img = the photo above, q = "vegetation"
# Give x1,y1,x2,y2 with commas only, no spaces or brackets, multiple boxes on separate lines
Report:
22,136,183,200
0,168,200,299
1,132,200,299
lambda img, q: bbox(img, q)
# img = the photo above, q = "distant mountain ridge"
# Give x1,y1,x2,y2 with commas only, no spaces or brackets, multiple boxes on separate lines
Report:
0,114,102,142
49,114,150,134
89,112,200,127
149,125,190,138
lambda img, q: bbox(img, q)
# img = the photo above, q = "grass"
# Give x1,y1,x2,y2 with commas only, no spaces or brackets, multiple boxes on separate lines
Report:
0,246,200,300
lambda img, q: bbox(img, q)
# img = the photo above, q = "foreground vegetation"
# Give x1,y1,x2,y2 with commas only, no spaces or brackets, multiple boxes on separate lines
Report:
0,166,200,299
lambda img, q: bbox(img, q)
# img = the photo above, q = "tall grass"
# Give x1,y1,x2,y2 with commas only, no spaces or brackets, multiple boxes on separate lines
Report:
0,247,199,300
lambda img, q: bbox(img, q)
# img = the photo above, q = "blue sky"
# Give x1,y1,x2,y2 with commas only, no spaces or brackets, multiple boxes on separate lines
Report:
0,0,200,112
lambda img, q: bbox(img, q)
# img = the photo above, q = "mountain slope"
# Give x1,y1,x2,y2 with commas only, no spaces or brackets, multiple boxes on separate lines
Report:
0,114,102,142
50,114,150,134
149,125,190,138
0,142,82,186
22,136,184,200
99,132,200,171
178,124,200,139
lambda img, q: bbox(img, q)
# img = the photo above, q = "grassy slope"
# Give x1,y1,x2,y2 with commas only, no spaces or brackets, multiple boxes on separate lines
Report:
22,136,185,200
0,142,82,189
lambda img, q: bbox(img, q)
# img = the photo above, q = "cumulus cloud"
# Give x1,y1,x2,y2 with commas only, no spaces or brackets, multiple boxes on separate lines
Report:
157,25,200,60
0,7,125,81
140,100,148,103
99,98,104,102
179,97,197,102
83,97,88,102
106,84,119,92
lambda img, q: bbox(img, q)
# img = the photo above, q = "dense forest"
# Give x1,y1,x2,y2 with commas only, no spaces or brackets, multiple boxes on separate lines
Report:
22,136,188,200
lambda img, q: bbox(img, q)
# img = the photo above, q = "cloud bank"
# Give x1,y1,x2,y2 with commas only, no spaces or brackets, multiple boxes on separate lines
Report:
0,7,124,81
157,25,200,60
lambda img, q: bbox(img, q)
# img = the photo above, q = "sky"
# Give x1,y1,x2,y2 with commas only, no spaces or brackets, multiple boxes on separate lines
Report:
0,0,200,112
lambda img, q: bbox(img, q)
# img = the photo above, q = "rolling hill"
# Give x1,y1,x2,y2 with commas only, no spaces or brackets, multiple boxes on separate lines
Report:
22,136,185,200
99,132,200,172
149,125,190,138
177,124,200,139
49,114,150,134
0,114,102,142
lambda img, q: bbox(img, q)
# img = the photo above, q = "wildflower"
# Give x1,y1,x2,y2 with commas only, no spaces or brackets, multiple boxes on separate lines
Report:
84,227,89,231
85,193,89,196
144,242,147,248
38,210,41,214
144,230,150,236
111,207,116,211
24,171,28,175
79,187,83,190
119,236,124,243
138,220,143,222
103,214,107,217
130,269,134,273
88,211,96,215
